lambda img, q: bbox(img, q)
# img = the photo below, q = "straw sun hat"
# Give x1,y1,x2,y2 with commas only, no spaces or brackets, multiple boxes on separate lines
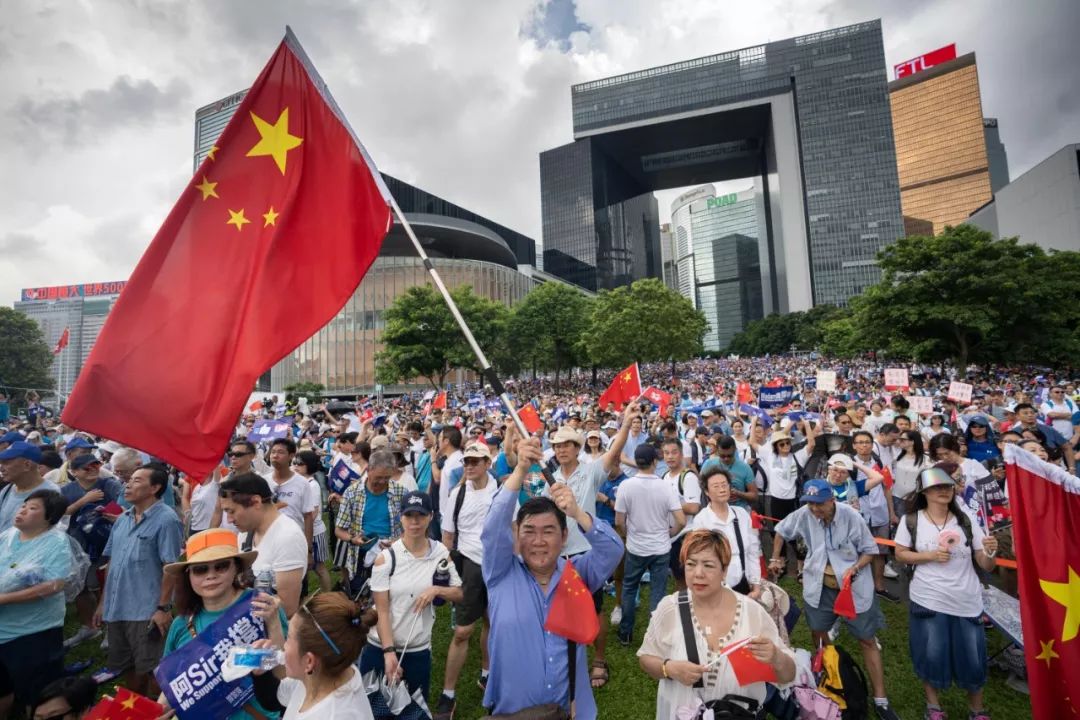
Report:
164,529,258,576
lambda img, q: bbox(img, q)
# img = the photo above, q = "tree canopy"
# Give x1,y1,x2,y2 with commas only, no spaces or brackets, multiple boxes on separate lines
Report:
725,305,849,356
506,281,590,389
0,307,54,401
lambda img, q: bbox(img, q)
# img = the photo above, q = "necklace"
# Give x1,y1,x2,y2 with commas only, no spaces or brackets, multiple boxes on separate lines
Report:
924,508,950,532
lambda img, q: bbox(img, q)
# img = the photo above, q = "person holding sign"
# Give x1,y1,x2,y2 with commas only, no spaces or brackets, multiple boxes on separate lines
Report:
159,529,288,720
894,468,998,720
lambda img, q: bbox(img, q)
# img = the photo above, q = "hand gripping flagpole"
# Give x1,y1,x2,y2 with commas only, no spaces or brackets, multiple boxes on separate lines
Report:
387,198,556,484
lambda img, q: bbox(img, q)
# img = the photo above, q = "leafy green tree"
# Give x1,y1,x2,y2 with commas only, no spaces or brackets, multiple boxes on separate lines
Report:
724,306,848,356
375,284,511,389
283,382,324,405
0,307,54,402
583,278,707,370
507,282,590,389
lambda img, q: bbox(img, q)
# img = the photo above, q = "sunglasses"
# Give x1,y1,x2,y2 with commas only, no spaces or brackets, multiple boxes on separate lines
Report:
188,559,234,576
774,441,791,447
228,451,253,458
463,457,486,466
290,459,305,466
300,590,341,655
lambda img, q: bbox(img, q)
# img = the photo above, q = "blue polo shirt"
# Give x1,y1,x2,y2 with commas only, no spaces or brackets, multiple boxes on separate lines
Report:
101,501,183,622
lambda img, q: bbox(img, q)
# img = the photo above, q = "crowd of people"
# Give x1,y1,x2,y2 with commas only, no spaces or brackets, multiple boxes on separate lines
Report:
0,357,1076,719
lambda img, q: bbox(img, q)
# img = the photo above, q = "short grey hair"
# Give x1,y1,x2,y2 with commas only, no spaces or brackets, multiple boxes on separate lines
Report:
111,448,141,471
367,449,398,472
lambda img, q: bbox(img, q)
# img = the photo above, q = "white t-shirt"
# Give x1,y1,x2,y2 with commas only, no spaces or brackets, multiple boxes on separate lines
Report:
438,450,464,522
754,443,809,500
894,510,986,617
278,667,373,720
614,474,682,556
1040,399,1076,438
691,505,762,589
246,514,308,578
443,479,498,566
189,478,219,533
662,468,701,540
368,539,462,651
394,471,418,493
306,479,326,535
268,472,314,530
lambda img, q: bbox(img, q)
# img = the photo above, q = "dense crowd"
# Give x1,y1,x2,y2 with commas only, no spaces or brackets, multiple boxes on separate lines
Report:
0,358,1077,720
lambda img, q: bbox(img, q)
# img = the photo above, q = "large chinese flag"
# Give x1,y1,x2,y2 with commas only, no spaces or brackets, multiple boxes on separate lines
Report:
598,362,641,411
62,29,392,476
1005,444,1080,719
544,560,599,644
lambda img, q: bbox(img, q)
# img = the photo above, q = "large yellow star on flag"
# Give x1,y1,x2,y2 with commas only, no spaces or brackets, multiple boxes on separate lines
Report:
247,108,303,174
263,206,279,227
195,176,218,201
227,209,250,231
120,693,137,710
1036,639,1059,667
623,372,632,382
1041,566,1080,642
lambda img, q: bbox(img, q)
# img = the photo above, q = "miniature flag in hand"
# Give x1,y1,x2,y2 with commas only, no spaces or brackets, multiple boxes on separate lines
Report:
833,575,857,619
723,638,778,686
544,560,599,644
517,404,544,434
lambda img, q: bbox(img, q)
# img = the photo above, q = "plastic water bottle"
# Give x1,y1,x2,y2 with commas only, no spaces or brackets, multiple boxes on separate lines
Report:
432,559,451,607
222,646,284,682
254,570,276,595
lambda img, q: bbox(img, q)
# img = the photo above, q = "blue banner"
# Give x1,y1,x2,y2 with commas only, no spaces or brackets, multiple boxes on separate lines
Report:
786,410,821,423
803,376,817,387
551,407,568,423
154,596,266,720
739,403,774,427
246,419,290,443
758,385,795,409
328,459,361,495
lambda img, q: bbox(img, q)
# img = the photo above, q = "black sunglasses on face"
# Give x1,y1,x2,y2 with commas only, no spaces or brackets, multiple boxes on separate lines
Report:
463,457,485,466
188,559,234,576
228,451,253,458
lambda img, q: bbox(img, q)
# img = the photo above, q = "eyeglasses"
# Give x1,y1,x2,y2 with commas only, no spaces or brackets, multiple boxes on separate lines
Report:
300,590,341,655
775,441,791,448
188,559,234,576
228,451,253,458
290,460,305,466
463,457,485,466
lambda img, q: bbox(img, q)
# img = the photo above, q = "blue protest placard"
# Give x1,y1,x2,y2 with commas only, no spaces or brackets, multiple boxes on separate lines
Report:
154,595,266,720
758,385,794,409
739,403,774,427
328,459,361,495
246,419,290,443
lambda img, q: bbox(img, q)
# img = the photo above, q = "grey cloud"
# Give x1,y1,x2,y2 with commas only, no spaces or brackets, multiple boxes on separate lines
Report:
84,214,152,268
14,75,192,147
0,232,44,261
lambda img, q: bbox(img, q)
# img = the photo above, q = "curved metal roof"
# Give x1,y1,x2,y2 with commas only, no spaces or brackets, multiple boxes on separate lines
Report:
379,213,518,269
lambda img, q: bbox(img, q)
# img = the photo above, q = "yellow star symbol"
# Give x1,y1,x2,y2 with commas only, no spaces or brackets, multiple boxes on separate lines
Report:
206,145,219,161
263,206,280,227
247,107,303,175
1036,639,1059,668
226,209,250,231
1041,566,1080,642
624,372,632,382
195,176,218,201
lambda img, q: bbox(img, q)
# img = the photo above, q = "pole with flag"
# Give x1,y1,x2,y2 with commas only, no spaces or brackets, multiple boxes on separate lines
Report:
1004,443,1080,718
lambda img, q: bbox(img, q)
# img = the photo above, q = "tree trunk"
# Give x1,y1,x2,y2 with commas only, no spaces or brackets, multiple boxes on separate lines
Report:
591,365,598,386
554,357,561,393
671,357,676,378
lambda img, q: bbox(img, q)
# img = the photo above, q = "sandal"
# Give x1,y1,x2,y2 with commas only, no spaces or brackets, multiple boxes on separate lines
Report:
590,660,609,689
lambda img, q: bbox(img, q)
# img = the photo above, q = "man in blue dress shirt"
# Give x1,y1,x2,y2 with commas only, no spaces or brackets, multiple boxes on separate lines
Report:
481,437,623,720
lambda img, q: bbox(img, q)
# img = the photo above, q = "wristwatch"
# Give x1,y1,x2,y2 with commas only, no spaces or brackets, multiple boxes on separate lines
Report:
156,603,173,613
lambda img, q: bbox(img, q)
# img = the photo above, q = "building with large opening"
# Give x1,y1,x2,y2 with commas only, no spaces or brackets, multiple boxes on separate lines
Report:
540,20,905,311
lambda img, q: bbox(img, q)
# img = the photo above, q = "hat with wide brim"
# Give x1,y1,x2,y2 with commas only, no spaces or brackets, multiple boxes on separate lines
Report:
165,529,258,576
769,430,794,447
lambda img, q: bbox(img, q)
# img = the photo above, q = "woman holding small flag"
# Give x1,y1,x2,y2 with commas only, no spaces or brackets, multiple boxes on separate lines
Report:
637,529,795,720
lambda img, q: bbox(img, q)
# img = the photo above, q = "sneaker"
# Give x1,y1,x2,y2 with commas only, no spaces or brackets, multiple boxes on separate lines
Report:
875,703,901,720
63,626,101,649
827,619,841,643
876,587,901,603
610,606,623,625
924,708,947,720
617,632,632,648
477,672,488,692
100,634,109,650
883,562,900,579
641,571,651,584
432,693,455,720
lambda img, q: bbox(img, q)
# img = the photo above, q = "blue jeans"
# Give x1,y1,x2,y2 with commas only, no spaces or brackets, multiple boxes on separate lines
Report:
619,550,670,640
357,643,433,700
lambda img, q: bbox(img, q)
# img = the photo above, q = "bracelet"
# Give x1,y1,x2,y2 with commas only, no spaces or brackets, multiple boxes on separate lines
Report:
661,658,670,679
383,647,396,654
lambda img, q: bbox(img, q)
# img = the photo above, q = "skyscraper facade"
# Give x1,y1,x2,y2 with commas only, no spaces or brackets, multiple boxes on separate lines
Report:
983,118,1010,194
670,185,716,307
540,20,904,308
889,53,997,234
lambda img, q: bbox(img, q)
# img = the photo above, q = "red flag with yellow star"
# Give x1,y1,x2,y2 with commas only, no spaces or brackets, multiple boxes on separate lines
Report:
544,560,600,644
62,28,392,476
598,362,642,411
1005,444,1080,719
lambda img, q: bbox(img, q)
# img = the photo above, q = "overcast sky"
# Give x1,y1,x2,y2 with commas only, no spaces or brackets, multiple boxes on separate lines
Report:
1,0,1077,306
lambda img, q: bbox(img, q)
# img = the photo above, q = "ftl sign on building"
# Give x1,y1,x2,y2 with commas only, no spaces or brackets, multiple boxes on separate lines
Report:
894,43,957,79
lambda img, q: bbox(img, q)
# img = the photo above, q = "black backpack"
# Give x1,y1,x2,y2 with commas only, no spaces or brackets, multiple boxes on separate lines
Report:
818,645,869,720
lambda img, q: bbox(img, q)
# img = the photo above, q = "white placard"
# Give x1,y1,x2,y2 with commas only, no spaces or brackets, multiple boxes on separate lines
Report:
907,395,934,415
816,370,837,393
884,368,909,389
946,381,973,404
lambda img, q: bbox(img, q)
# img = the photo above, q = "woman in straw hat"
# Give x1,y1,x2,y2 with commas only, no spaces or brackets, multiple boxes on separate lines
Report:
159,529,287,719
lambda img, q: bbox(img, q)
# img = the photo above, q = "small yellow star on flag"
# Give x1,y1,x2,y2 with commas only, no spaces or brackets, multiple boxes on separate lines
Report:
227,209,250,231
247,107,303,174
206,145,219,161
1036,639,1059,668
1040,565,1080,642
195,176,218,201
263,207,280,227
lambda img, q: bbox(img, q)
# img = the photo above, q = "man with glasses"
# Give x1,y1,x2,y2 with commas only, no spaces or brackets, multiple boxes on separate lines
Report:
1040,386,1077,443
210,440,263,530
703,435,757,510
219,472,306,617
1011,403,1075,473
334,450,407,597
434,442,498,719
850,431,899,602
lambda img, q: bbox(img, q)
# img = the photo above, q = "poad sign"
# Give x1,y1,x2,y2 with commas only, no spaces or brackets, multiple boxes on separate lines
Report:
894,43,957,79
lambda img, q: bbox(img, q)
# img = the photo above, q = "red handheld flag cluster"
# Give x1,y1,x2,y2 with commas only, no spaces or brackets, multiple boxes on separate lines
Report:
598,363,642,411
1005,444,1080,720
61,30,392,477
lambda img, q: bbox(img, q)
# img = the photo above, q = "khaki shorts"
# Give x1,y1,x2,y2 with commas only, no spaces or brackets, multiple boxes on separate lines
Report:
106,620,166,675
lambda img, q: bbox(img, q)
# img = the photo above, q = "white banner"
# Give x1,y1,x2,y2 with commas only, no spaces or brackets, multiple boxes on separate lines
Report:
946,381,973,404
884,368,909,389
907,395,934,415
816,370,837,393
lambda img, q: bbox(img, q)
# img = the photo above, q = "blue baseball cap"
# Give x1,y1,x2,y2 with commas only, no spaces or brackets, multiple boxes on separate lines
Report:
65,437,97,450
799,479,834,504
0,431,24,445
0,441,43,463
400,491,433,516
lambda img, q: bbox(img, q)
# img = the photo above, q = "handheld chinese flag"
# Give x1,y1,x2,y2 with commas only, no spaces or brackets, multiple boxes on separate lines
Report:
1005,444,1080,719
723,638,778,685
432,391,448,410
736,382,753,405
833,575,857,619
544,560,599,644
61,28,392,477
643,385,672,414
517,404,544,434
83,698,123,720
52,327,70,355
598,362,642,411
113,687,165,719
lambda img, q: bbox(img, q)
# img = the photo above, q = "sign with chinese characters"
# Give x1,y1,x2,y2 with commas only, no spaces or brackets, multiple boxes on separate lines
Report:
155,595,266,719
907,396,934,415
884,368,909,390
946,381,973,404
894,43,957,79
816,370,837,393
21,281,127,302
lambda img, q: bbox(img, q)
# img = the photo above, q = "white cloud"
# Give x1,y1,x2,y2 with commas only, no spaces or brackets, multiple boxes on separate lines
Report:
0,0,1076,308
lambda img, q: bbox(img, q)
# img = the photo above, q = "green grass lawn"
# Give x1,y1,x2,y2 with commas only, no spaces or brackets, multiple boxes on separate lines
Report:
63,576,1032,720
